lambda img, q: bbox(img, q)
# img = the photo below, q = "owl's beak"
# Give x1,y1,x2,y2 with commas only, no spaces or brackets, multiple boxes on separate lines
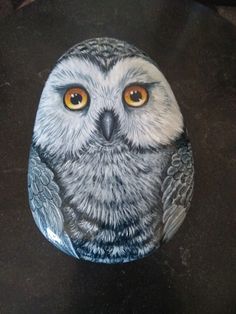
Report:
100,110,115,141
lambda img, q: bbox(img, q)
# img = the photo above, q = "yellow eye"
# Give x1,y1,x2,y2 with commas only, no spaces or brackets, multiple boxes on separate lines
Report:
123,85,149,107
64,87,89,110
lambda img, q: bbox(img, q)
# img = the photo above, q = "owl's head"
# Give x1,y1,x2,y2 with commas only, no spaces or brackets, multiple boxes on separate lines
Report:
34,38,183,157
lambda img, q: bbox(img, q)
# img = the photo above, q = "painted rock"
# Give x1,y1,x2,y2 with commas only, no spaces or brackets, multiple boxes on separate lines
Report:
28,38,194,263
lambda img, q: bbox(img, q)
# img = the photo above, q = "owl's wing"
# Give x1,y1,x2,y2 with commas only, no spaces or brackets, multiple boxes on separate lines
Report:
161,133,194,242
28,146,78,258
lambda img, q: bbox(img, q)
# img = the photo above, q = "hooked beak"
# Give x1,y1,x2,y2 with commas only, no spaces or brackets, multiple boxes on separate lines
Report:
100,110,115,141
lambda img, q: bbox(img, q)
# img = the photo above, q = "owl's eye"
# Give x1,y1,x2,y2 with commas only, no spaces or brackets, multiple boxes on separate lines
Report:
123,85,149,108
64,87,89,110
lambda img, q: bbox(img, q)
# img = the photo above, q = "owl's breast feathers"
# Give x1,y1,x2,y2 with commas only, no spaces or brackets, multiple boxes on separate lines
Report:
28,132,193,263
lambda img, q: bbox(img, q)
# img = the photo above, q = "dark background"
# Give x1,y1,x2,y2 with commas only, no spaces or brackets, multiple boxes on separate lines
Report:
0,0,235,313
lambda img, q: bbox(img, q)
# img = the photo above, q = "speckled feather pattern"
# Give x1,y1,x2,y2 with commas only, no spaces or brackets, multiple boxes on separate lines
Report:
58,37,151,72
28,38,194,263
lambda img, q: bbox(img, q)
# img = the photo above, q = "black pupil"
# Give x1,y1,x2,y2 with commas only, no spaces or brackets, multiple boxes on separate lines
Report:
130,90,142,102
71,93,83,105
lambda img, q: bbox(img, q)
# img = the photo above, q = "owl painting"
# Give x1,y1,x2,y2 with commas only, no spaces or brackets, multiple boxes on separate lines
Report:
28,38,194,263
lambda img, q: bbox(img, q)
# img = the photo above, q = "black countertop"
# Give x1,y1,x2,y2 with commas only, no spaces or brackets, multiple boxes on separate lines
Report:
0,1,235,313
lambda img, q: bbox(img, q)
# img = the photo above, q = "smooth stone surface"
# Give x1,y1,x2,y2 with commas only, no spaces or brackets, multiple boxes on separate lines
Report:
0,0,235,313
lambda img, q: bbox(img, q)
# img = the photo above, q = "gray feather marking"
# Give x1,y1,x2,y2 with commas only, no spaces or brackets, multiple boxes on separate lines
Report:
163,211,186,242
40,172,50,185
43,186,53,200
162,140,194,242
28,146,78,258
167,166,178,176
163,204,177,224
